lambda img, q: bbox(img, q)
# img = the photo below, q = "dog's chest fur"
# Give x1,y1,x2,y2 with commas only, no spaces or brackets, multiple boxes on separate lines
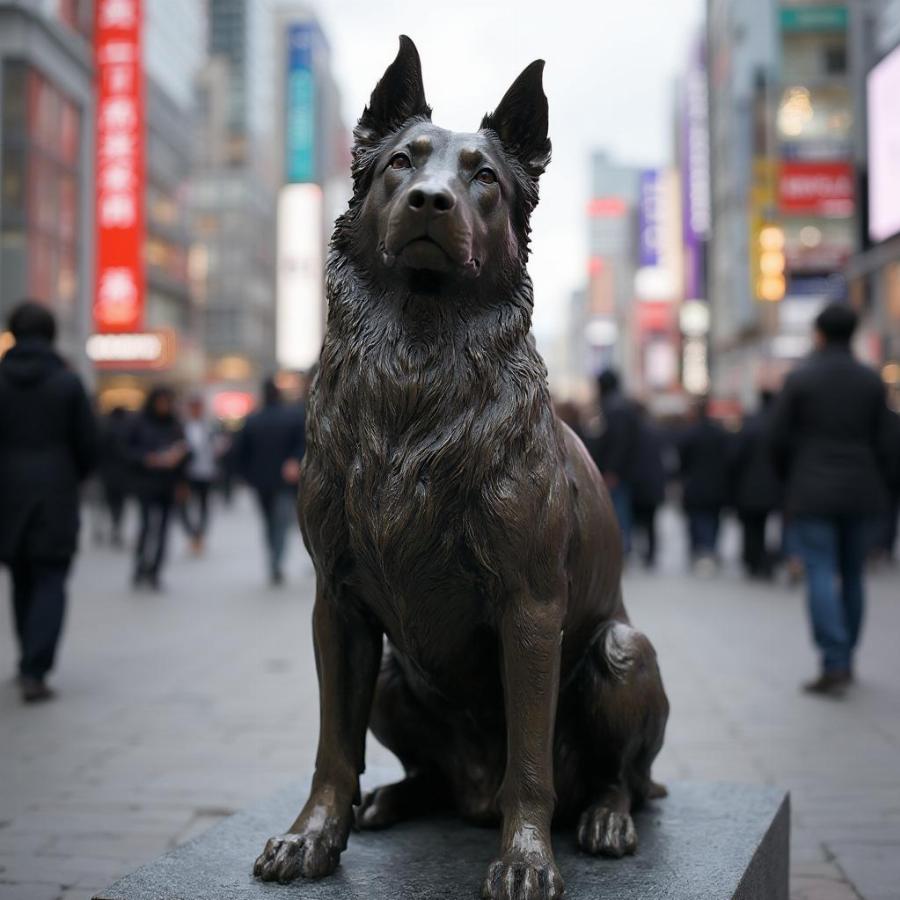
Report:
301,283,560,656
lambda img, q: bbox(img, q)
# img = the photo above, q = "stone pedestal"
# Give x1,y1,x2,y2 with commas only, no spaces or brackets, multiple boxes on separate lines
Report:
94,782,789,899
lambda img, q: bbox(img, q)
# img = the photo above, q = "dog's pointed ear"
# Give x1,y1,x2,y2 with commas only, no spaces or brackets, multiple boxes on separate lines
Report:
356,35,431,145
480,60,551,177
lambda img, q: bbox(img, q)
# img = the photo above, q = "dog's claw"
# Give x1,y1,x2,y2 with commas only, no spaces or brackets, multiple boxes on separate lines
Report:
577,805,637,858
481,856,564,900
253,831,343,882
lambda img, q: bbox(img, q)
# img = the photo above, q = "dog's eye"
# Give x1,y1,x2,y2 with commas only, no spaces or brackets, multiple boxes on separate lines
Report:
389,154,411,170
476,168,497,185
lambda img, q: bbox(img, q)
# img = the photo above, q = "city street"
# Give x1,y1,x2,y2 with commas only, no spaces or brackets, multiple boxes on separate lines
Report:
1,493,899,900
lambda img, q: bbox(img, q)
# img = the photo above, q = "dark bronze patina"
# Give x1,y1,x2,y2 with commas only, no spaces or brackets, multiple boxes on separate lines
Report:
254,37,669,900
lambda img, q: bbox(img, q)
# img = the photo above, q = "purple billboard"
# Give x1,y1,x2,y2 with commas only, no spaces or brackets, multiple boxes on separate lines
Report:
638,169,661,267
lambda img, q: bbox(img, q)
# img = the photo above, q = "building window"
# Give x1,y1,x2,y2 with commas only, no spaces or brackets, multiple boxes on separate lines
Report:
0,61,82,318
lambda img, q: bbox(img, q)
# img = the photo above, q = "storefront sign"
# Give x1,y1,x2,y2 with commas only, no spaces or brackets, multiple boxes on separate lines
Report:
86,330,174,369
778,161,854,217
94,0,145,333
780,6,847,32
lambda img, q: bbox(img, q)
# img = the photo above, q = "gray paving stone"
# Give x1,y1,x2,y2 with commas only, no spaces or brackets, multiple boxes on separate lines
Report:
93,782,788,900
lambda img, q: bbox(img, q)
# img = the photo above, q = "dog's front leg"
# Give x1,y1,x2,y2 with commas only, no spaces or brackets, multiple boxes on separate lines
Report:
483,593,565,900
254,583,382,882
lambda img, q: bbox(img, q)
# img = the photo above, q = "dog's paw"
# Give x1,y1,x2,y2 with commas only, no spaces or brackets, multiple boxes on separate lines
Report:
252,830,342,882
481,855,564,900
355,785,405,830
577,804,637,858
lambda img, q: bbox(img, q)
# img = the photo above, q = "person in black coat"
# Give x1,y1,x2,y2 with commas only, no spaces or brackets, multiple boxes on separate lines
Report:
126,386,188,590
677,398,730,570
98,406,133,547
592,369,640,554
236,377,306,584
631,406,667,568
770,303,892,695
0,301,98,702
730,391,782,579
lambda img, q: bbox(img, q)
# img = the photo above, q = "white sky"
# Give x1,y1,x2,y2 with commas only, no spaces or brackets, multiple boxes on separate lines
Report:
312,0,705,338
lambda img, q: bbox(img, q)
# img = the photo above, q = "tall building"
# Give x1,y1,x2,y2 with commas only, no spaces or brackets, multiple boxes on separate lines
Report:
0,1,94,375
579,152,640,387
208,0,276,173
273,7,348,373
707,0,858,404
0,1,206,400
192,0,280,405
90,0,206,409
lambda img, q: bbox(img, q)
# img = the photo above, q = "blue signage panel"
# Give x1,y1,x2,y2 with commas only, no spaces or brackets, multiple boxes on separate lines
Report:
286,23,316,183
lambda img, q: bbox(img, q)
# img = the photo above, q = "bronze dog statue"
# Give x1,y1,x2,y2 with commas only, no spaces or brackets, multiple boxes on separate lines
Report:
254,36,669,900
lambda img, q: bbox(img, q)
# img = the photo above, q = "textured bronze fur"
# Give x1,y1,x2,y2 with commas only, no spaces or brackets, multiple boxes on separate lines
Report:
253,37,669,900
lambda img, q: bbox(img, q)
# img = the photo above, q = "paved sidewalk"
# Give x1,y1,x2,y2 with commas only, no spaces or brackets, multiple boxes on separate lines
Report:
1,496,898,899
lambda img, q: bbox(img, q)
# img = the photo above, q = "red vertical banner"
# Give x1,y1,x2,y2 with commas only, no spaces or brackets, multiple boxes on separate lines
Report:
94,0,144,333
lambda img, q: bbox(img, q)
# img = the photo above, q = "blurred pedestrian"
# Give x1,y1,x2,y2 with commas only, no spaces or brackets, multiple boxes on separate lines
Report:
730,390,782,579
98,406,133,547
0,301,98,702
677,398,730,573
236,377,306,585
127,386,188,590
771,304,893,696
179,394,220,556
631,405,667,568
592,369,639,554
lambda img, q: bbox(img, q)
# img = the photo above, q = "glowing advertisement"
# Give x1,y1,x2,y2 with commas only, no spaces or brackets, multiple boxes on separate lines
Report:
94,0,145,333
277,184,324,370
868,44,900,243
286,23,317,184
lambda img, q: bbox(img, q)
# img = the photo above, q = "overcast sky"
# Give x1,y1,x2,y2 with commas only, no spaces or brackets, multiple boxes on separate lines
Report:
311,0,705,337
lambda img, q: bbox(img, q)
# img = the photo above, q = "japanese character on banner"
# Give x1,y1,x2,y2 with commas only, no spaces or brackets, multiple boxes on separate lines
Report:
106,64,135,94
99,0,137,29
99,162,137,193
97,267,138,322
99,42,136,66
100,193,137,228
101,97,138,131
99,132,137,160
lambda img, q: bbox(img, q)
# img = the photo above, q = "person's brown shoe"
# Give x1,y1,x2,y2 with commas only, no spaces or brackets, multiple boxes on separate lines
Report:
20,677,55,704
802,670,851,697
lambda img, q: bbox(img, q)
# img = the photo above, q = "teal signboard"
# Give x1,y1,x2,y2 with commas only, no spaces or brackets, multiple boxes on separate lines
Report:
286,24,316,183
780,6,847,32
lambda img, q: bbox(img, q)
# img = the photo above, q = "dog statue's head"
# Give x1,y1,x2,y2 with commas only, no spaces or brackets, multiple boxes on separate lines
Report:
338,35,551,293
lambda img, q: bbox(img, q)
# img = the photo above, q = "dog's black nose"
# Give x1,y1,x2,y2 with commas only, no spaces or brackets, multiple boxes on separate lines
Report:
406,186,456,214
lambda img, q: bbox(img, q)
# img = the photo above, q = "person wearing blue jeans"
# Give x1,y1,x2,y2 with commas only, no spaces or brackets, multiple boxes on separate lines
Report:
687,509,720,561
236,378,306,585
794,517,867,676
255,489,297,585
771,304,892,696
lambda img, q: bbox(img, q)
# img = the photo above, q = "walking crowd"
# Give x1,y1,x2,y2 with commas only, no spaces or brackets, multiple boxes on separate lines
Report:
582,303,900,696
1,299,898,704
0,301,308,704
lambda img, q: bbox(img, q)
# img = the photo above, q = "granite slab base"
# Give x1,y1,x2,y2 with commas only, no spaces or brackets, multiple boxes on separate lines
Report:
93,781,789,900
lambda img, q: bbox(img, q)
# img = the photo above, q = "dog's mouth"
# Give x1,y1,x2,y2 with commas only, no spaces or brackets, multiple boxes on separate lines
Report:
382,236,481,279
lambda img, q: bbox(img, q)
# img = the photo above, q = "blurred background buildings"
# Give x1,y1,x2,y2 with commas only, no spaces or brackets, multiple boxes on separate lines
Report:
0,0,898,418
